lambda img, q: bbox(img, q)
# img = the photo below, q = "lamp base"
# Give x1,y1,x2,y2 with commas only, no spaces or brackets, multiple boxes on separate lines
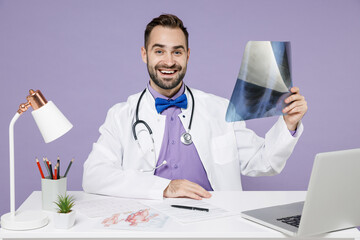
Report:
1,210,49,230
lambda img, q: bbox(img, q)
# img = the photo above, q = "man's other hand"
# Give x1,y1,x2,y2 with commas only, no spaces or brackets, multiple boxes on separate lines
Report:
163,179,212,200
283,87,308,131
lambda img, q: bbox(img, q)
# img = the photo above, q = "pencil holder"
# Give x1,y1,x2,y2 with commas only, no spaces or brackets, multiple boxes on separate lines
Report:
41,177,67,211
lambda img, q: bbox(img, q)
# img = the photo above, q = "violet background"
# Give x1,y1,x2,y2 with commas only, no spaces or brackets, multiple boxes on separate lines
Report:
0,0,359,216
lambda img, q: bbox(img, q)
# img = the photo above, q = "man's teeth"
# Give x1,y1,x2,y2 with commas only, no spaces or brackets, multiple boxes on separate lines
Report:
160,70,175,74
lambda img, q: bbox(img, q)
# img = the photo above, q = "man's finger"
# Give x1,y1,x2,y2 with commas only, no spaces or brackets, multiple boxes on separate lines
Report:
285,93,304,104
287,105,307,115
283,100,305,113
182,192,203,200
164,179,211,199
290,86,300,93
187,184,212,198
182,180,211,198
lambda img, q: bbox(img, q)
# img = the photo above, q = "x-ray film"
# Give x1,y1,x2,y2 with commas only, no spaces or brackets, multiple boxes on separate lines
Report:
226,41,292,122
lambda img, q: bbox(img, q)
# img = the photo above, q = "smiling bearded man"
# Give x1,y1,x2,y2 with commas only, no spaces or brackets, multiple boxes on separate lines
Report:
83,14,308,200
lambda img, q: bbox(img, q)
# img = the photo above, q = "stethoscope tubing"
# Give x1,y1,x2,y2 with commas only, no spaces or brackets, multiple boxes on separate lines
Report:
132,85,194,141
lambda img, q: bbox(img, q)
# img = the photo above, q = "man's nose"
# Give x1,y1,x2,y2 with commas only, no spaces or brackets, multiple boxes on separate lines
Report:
162,53,175,67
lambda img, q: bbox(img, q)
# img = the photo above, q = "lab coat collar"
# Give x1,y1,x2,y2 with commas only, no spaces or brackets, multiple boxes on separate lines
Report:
144,83,192,116
143,88,158,115
180,86,192,117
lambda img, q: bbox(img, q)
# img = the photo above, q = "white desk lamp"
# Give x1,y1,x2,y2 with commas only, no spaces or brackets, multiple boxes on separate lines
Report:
0,89,73,230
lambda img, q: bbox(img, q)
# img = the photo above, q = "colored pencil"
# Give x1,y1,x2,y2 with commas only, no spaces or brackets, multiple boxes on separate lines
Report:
57,156,60,179
64,158,74,177
56,163,60,179
48,161,54,179
43,157,51,178
36,157,45,179
46,157,50,169
54,165,58,180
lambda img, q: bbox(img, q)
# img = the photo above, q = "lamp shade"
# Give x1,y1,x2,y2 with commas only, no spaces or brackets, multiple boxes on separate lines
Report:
31,101,73,143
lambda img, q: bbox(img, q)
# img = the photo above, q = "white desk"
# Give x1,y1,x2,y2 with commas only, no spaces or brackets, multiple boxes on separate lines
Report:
1,191,359,239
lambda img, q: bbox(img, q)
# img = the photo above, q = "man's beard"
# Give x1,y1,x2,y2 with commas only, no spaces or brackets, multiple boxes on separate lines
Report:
147,62,187,90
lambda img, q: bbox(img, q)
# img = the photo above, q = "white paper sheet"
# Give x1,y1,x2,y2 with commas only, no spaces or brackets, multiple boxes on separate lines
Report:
74,197,145,218
74,196,169,230
146,198,239,223
99,208,168,230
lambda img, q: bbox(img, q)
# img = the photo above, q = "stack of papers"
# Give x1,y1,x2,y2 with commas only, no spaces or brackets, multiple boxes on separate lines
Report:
74,195,239,230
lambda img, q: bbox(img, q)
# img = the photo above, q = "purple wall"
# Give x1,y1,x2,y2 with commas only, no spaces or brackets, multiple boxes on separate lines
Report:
0,0,359,216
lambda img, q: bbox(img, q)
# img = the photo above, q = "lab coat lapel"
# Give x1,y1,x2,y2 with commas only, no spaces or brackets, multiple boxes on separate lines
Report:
179,88,213,178
136,87,212,175
140,89,166,162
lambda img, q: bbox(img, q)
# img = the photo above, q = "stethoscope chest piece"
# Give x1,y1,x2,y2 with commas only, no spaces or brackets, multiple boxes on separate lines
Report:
181,132,193,145
134,86,195,148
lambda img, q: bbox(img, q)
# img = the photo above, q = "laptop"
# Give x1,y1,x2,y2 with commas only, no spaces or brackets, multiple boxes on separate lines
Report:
241,148,360,237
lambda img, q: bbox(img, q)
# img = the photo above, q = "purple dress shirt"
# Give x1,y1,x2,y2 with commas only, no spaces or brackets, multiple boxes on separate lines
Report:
148,84,213,191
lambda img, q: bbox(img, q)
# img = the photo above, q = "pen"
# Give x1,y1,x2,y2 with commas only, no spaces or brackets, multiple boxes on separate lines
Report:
171,205,209,212
64,158,74,177
35,157,45,179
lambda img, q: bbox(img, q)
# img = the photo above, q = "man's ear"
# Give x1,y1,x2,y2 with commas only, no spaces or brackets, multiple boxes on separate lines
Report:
141,47,147,64
187,48,190,63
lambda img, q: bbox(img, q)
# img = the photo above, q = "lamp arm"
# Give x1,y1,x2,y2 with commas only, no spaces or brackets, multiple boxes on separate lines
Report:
9,112,21,216
9,101,29,216
1,90,59,230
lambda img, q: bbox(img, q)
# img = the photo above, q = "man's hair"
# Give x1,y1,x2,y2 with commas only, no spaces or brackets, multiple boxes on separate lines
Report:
144,14,189,50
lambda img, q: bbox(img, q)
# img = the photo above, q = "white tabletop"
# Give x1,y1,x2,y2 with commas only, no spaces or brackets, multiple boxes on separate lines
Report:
1,191,359,239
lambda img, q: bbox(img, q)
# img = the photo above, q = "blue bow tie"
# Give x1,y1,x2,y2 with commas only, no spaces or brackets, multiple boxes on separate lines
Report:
155,94,188,113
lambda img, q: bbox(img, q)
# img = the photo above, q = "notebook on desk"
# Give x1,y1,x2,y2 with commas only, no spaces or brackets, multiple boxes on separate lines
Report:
241,148,360,237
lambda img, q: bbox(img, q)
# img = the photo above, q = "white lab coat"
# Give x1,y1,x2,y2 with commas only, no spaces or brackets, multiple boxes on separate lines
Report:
83,87,303,200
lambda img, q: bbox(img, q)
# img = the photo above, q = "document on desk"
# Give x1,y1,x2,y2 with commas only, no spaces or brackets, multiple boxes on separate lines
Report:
74,197,169,230
75,197,144,218
147,198,239,224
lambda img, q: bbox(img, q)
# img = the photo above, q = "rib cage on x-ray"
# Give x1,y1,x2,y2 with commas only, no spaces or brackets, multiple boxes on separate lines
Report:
226,41,292,122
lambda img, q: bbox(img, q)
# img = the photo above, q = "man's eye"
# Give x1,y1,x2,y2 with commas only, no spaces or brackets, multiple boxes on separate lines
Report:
155,50,163,54
174,51,182,55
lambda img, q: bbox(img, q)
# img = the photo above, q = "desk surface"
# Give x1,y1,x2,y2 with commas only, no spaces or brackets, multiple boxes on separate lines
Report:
1,191,359,239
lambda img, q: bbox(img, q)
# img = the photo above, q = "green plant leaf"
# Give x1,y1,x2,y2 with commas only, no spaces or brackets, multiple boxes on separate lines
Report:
53,194,75,213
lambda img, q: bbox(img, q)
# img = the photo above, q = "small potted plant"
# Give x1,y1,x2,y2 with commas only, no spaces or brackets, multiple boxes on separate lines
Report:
53,194,76,229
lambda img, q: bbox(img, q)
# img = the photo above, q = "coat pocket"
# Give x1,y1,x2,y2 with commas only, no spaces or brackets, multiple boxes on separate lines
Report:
211,132,237,165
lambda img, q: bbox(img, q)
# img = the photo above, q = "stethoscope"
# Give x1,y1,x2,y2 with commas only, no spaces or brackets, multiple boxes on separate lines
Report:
132,86,195,172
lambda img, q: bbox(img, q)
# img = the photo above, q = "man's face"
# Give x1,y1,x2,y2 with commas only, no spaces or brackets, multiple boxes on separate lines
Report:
141,26,190,90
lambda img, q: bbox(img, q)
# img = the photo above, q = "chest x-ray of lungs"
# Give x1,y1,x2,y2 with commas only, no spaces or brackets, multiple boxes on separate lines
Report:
226,41,293,122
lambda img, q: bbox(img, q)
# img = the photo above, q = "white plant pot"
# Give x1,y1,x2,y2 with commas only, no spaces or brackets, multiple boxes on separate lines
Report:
54,210,76,229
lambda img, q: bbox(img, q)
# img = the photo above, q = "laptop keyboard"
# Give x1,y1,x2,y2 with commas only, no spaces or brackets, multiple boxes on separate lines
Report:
277,215,301,228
